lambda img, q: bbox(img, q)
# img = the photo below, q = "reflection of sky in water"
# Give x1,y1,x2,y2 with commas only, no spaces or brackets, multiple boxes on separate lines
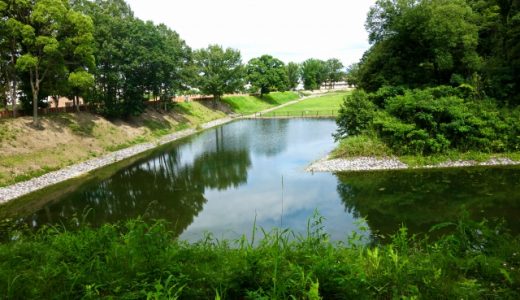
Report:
180,119,364,242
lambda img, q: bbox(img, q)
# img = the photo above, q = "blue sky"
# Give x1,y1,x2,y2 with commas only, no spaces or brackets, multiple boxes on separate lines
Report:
124,0,375,66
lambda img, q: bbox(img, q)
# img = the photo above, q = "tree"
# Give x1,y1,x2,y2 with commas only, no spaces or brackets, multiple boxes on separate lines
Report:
14,0,94,126
72,0,193,117
358,0,481,92
345,63,360,87
324,58,344,89
1,0,34,117
193,45,244,103
246,55,287,96
286,62,300,90
301,59,326,90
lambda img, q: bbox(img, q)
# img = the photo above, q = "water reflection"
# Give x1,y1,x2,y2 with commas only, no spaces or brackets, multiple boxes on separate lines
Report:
22,130,252,236
337,167,520,237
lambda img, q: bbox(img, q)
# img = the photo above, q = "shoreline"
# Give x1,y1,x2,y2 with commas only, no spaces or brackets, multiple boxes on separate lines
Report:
306,155,520,173
0,91,333,205
0,117,234,204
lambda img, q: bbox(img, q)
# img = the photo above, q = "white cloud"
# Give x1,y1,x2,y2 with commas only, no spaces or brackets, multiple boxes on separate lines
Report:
124,0,375,66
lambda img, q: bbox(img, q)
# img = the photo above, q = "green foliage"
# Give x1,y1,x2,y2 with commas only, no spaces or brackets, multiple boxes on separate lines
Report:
193,45,244,102
301,59,326,90
285,62,300,91
336,86,520,155
332,134,391,158
0,216,519,299
357,0,520,104
246,55,288,96
323,58,344,88
360,0,481,92
334,90,376,139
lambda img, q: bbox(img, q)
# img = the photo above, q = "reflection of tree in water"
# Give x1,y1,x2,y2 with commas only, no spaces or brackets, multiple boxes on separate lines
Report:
337,168,520,237
23,141,252,237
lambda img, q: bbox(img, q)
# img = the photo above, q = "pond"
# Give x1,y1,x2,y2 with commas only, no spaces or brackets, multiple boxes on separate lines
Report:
1,119,520,242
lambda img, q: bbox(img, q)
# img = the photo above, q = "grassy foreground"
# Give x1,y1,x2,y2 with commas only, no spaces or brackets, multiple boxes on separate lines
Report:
0,216,518,299
263,91,350,117
222,91,299,114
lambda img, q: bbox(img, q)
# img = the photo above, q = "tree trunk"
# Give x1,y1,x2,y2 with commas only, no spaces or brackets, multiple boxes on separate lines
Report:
75,96,80,112
32,88,39,126
31,70,40,127
213,94,220,108
11,79,17,118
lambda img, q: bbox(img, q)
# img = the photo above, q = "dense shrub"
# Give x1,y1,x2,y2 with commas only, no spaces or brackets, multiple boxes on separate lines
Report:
367,85,406,108
334,90,376,140
336,86,520,155
0,217,518,299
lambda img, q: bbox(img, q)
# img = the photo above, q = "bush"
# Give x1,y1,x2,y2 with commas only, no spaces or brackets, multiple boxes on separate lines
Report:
367,85,406,108
331,134,391,158
336,86,520,155
335,90,376,140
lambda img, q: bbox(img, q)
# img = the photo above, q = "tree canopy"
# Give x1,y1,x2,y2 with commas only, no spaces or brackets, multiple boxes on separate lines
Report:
246,55,288,96
193,45,244,102
356,0,520,105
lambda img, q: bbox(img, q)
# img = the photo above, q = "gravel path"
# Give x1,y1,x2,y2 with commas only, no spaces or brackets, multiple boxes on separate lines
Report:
306,156,520,173
0,117,234,204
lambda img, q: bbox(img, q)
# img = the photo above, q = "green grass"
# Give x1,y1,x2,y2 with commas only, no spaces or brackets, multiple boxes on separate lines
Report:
331,135,392,158
222,91,299,114
262,91,350,117
400,151,520,167
0,215,518,299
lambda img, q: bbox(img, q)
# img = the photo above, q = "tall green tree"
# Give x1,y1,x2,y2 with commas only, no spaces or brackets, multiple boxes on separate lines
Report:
193,45,244,103
246,55,287,96
324,58,344,88
301,59,326,90
73,0,191,117
14,0,94,125
286,62,300,91
358,0,481,92
0,0,34,117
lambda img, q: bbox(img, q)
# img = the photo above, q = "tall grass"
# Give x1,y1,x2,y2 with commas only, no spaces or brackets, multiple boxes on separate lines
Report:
0,214,518,299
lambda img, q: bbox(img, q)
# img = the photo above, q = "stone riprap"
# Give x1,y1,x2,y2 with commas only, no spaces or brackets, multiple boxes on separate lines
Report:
0,117,234,204
306,156,520,173
306,156,408,172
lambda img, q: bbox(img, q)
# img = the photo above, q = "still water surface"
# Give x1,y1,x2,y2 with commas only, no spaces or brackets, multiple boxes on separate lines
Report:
2,119,520,241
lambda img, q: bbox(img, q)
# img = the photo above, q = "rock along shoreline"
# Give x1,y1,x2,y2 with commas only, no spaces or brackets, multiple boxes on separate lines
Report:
0,117,234,205
306,156,520,173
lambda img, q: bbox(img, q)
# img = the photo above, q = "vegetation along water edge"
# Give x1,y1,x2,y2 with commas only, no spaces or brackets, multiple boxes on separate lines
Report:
0,214,518,299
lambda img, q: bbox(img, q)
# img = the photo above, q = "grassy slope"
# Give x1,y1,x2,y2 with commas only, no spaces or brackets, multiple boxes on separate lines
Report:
0,102,226,187
221,91,299,114
264,91,350,116
0,91,303,188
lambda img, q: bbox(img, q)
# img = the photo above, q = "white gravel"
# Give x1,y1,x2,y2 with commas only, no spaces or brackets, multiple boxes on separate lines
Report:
307,156,520,173
306,156,408,172
0,117,234,204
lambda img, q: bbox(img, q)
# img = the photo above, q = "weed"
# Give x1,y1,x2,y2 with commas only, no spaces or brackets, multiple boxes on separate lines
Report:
0,214,518,299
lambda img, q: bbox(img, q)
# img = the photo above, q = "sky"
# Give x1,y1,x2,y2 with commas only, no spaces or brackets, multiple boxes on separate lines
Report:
124,0,375,67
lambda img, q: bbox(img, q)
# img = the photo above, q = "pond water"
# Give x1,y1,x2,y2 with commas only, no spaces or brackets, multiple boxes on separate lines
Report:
1,119,520,241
